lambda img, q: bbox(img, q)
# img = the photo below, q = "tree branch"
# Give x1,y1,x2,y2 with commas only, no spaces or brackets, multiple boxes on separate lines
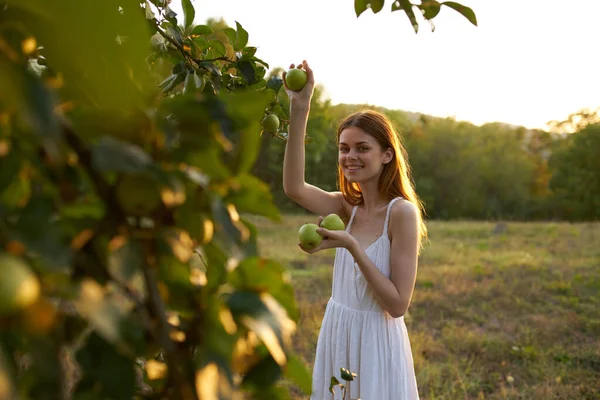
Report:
142,238,196,400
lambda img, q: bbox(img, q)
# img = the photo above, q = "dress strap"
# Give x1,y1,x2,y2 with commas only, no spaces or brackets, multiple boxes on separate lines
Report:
346,205,359,232
383,197,402,237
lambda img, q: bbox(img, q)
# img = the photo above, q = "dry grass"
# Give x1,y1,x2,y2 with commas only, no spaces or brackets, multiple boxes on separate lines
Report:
248,215,600,399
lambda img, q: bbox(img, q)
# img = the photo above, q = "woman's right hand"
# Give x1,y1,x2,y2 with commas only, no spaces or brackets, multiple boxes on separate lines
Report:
282,60,315,111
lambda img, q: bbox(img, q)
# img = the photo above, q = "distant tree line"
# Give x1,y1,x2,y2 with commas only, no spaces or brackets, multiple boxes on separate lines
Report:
254,83,599,221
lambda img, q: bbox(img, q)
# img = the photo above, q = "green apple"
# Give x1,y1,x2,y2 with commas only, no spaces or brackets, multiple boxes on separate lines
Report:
285,68,308,91
320,213,345,231
262,114,280,133
298,223,322,250
0,254,41,315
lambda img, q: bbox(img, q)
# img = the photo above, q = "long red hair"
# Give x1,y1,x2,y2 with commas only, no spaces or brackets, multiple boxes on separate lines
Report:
336,110,428,246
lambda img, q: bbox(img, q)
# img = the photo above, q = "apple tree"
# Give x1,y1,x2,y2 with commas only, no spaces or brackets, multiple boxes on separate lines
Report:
0,0,308,398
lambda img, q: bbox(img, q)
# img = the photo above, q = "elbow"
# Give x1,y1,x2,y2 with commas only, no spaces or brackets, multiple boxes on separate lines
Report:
283,183,302,200
388,303,409,319
283,186,296,200
283,185,295,198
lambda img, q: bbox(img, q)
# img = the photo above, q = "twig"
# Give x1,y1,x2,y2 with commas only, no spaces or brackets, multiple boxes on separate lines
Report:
60,120,126,228
193,248,208,269
195,56,235,64
156,24,188,59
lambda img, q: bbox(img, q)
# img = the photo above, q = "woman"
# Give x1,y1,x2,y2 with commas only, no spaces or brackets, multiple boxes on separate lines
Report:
282,60,427,399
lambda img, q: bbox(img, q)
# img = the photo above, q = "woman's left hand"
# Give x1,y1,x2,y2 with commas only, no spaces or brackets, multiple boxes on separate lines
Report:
298,222,357,254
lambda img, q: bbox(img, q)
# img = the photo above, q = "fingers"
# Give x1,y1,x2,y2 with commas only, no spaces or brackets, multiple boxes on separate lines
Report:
317,215,324,226
303,60,314,83
317,227,330,237
297,242,318,254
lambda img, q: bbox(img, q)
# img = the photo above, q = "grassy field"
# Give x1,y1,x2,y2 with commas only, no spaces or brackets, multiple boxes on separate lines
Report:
249,215,600,399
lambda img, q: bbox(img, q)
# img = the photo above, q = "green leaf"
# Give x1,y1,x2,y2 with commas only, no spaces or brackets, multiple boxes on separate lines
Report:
370,0,385,13
164,5,178,25
354,0,368,17
172,61,186,74
187,146,231,181
228,256,298,321
182,0,195,28
211,196,244,245
219,89,273,174
224,27,237,45
107,237,146,299
91,137,152,173
0,172,31,208
241,46,257,59
392,0,419,33
191,24,213,35
419,0,441,19
227,291,294,367
13,195,72,271
13,0,151,109
145,1,155,19
442,1,478,26
166,23,184,46
158,74,178,89
203,243,228,290
0,59,60,138
208,39,227,57
74,333,136,400
340,367,357,381
329,376,342,394
237,60,256,85
267,76,284,95
251,56,270,69
242,354,282,388
60,201,105,220
285,353,312,395
24,336,63,399
227,174,280,221
74,279,136,347
234,21,249,51
247,384,292,400
355,0,384,16
163,72,186,94
0,145,21,192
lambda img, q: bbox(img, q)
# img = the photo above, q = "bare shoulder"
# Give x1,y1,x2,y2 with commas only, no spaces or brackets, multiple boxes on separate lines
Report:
388,199,419,239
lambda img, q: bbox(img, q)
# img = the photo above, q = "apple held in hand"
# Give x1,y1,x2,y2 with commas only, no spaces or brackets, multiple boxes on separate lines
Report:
320,213,345,231
298,223,322,250
285,68,308,91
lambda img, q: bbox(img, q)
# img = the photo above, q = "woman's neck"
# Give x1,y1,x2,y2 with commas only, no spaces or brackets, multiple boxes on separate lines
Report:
358,181,388,214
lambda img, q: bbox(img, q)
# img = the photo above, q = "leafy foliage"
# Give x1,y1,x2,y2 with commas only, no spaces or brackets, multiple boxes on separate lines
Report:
549,124,600,221
0,0,303,398
357,0,477,33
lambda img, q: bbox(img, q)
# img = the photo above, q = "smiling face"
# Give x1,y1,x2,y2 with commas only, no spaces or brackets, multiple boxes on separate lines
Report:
338,126,393,184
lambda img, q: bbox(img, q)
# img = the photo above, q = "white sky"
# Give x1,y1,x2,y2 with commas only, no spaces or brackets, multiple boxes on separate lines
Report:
170,0,600,130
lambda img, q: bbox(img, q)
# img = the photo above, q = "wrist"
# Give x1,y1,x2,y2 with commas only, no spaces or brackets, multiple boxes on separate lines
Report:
290,102,310,114
347,238,360,256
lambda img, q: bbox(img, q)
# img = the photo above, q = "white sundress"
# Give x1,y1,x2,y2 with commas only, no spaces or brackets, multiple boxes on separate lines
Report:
310,197,419,400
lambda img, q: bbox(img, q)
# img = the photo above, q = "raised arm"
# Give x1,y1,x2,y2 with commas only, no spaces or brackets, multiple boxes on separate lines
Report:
282,61,345,218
